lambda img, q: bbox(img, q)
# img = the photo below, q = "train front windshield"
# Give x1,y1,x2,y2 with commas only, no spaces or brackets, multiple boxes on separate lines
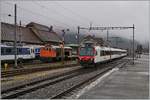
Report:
79,47,94,56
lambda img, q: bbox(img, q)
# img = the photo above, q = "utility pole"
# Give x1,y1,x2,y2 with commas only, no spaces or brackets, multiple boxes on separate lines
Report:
14,4,17,68
62,30,65,44
133,24,135,64
61,29,69,64
107,30,109,42
61,30,65,64
77,26,80,55
19,20,22,45
77,26,80,45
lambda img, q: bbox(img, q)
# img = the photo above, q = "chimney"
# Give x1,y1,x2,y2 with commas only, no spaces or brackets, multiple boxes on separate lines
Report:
49,25,53,32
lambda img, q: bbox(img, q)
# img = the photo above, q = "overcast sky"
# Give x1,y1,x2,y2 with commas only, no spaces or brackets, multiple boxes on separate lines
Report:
0,1,149,43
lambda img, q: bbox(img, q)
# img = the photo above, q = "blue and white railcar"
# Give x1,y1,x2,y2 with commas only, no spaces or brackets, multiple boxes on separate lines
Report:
28,45,44,59
1,44,35,62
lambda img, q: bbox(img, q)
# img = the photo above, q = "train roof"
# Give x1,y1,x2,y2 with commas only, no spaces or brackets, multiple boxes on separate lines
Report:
52,45,72,49
95,46,126,52
0,44,28,48
0,44,44,48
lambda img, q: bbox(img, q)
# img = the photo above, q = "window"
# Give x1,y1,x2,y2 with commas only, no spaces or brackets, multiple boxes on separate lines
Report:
100,50,105,56
21,48,30,55
35,48,40,53
5,47,14,55
1,47,4,55
105,51,110,55
6,48,12,53
17,48,22,55
79,47,94,56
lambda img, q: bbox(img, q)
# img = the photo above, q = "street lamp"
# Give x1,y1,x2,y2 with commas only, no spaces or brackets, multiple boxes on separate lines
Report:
61,29,69,64
8,4,18,68
62,29,69,44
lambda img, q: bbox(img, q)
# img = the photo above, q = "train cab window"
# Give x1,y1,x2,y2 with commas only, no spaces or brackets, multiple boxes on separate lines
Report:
79,47,94,56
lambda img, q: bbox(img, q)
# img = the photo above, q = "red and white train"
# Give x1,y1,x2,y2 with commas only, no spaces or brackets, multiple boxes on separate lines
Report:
78,43,127,67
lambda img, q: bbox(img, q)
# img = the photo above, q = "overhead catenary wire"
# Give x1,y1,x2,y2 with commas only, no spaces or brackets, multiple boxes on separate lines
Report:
2,1,91,38
3,2,72,28
1,2,74,36
33,1,86,26
53,1,92,24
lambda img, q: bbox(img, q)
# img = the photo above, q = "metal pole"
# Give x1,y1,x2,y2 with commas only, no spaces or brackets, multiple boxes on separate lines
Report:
14,4,17,68
77,26,80,55
77,26,80,45
107,30,109,42
62,42,64,64
133,24,135,64
61,30,65,64
116,37,118,48
19,20,22,45
62,30,65,44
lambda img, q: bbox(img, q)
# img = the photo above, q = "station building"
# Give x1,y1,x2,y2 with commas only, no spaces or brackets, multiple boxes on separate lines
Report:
80,35,108,47
1,22,62,46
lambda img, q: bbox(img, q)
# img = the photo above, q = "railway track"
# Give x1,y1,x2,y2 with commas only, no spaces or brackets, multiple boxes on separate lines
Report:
1,61,78,78
1,58,129,99
51,60,129,99
1,67,83,99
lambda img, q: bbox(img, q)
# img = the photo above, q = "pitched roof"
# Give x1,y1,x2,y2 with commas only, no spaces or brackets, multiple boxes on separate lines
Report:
1,22,42,44
27,22,62,43
80,35,108,46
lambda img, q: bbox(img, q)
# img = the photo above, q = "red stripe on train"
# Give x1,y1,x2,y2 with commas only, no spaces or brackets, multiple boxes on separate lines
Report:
79,56,94,61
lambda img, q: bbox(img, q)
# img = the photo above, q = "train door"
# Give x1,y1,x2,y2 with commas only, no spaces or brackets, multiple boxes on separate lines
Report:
30,47,35,59
94,47,100,63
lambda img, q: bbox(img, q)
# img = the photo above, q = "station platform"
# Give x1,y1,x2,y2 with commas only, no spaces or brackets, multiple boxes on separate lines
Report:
78,55,149,99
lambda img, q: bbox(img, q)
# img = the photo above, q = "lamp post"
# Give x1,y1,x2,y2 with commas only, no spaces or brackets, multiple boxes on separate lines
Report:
14,4,17,68
133,24,135,64
8,4,18,68
61,29,69,64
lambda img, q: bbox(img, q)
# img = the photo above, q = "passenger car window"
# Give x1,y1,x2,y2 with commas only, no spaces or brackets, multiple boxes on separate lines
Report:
1,47,4,55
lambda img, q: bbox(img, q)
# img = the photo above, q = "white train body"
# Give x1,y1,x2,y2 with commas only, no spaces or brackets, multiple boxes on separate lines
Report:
79,45,127,66
94,46,127,63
